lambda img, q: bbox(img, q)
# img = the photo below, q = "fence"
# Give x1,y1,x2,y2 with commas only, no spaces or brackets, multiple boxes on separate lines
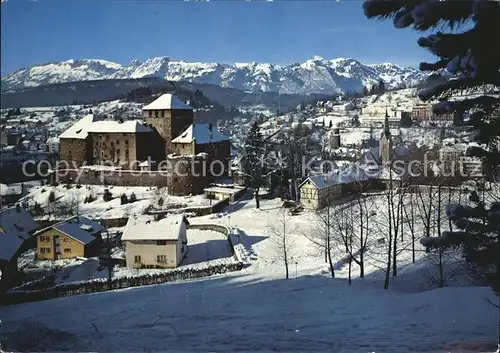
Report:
2,262,245,306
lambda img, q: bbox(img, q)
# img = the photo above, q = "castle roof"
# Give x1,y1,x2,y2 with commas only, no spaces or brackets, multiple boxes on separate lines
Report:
142,94,193,110
59,114,99,139
88,120,153,134
172,123,229,144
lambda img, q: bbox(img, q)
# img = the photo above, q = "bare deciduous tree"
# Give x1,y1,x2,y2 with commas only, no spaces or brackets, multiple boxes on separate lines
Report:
269,208,296,279
305,202,338,278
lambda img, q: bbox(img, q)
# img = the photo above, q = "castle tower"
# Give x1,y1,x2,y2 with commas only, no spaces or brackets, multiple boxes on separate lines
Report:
142,94,194,156
379,109,393,165
330,128,341,148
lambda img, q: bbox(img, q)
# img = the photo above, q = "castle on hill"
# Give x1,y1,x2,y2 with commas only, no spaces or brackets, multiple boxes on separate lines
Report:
57,94,230,195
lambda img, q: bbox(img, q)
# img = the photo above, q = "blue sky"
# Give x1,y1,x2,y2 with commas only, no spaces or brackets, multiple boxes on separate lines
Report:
1,1,437,75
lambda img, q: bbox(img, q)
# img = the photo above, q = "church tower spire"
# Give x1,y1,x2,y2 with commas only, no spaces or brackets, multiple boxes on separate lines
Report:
383,108,391,138
379,107,393,165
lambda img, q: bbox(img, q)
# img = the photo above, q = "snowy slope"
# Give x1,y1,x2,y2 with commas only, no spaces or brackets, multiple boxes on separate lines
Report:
1,274,497,352
2,56,427,94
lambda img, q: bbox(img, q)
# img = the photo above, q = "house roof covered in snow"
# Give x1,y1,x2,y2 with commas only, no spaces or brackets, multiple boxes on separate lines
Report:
88,120,152,134
46,137,60,144
142,94,193,111
300,167,370,190
0,183,22,196
35,216,105,245
121,214,189,241
171,123,229,144
0,206,39,262
59,114,99,140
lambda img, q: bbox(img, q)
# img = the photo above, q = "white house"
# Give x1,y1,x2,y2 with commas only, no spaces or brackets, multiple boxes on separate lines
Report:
46,137,60,154
122,214,189,269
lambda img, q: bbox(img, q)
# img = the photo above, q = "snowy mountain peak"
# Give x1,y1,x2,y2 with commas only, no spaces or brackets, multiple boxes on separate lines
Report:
2,56,427,94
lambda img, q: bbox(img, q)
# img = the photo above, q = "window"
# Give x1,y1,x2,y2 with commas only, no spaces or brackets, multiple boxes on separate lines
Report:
101,151,104,157
64,248,71,253
116,149,120,155
116,140,120,145
161,110,165,118
125,140,129,145
157,240,167,246
125,149,129,155
63,237,70,242
149,111,152,117
155,111,159,118
41,247,51,254
134,255,141,263
157,255,167,263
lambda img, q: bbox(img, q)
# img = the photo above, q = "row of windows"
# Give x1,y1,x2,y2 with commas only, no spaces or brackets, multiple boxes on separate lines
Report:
133,254,170,263
40,247,52,254
147,110,166,118
39,235,50,242
99,134,128,139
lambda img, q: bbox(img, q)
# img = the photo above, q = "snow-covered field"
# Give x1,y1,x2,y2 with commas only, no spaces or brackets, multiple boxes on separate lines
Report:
3,194,498,352
1,272,497,352
22,184,211,219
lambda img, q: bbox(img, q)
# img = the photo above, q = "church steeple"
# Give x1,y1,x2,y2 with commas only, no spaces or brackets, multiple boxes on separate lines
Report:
379,107,393,165
383,108,391,138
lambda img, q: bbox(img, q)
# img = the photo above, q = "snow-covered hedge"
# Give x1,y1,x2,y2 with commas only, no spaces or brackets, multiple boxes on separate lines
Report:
2,262,245,306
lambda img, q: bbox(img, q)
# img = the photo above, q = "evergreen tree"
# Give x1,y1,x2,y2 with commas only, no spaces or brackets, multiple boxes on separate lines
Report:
378,80,386,95
120,193,129,205
242,121,266,209
103,189,113,202
362,86,369,97
364,0,500,293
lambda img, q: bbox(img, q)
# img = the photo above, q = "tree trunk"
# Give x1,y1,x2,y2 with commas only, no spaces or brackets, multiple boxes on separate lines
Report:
283,217,289,279
327,238,335,278
327,211,335,278
438,248,444,287
359,201,365,278
255,188,260,209
411,191,415,263
384,190,392,290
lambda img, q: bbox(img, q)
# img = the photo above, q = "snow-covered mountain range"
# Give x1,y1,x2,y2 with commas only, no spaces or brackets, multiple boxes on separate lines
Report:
2,56,426,94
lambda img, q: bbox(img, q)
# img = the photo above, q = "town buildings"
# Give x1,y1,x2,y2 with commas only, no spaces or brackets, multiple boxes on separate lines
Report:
46,137,60,154
122,214,189,269
411,103,454,122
